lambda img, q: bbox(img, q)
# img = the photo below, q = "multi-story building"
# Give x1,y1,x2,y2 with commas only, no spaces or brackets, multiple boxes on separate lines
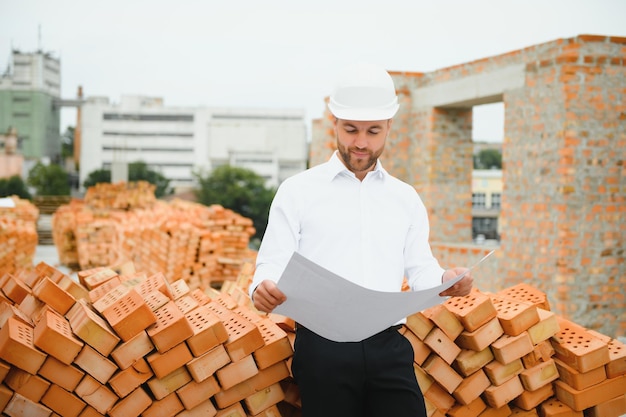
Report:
0,50,62,162
471,169,502,241
80,95,308,191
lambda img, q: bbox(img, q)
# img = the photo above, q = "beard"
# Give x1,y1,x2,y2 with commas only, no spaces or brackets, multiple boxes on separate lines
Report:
336,141,382,175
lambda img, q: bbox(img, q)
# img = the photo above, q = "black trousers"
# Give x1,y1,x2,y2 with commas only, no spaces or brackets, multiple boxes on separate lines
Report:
291,325,426,417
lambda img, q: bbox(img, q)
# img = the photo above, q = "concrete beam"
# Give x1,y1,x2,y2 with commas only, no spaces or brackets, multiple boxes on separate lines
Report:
412,64,525,109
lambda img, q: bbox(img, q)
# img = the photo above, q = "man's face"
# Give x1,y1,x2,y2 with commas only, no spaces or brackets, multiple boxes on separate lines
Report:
334,118,391,180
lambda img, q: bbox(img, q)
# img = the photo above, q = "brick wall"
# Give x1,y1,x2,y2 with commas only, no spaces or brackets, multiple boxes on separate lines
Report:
310,35,626,337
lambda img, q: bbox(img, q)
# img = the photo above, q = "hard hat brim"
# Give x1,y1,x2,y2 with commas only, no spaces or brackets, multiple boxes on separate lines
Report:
328,99,399,121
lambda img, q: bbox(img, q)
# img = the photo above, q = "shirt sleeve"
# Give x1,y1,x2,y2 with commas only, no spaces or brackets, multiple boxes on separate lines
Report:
249,182,301,297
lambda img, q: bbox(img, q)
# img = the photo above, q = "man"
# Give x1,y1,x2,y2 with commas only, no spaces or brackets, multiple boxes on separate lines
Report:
250,63,473,417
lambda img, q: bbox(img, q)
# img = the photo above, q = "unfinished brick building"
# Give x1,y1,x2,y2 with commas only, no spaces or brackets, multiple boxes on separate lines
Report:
310,35,625,338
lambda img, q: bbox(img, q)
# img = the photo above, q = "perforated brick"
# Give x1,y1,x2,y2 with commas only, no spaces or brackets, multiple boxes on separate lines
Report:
513,381,554,411
100,288,157,342
423,354,463,394
146,341,193,379
34,308,83,364
424,327,461,365
443,288,497,332
496,282,550,310
253,317,293,369
146,366,192,400
551,322,610,373
483,376,524,409
0,316,46,374
244,381,284,415
553,357,607,391
456,316,504,352
146,300,194,353
423,304,464,341
110,330,154,370
219,309,264,362
519,358,559,391
108,357,153,398
32,275,76,315
67,299,120,357
491,332,534,365
186,343,231,383
490,295,540,336
606,337,626,378
184,305,229,357
555,374,626,411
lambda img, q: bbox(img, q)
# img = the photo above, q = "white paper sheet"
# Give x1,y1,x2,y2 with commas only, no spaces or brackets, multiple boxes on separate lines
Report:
0,197,16,208
273,252,463,342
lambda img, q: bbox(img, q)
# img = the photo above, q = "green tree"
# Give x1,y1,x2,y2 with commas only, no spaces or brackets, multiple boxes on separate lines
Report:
474,149,502,169
82,161,172,198
194,165,276,242
0,175,32,199
27,163,70,196
61,126,74,160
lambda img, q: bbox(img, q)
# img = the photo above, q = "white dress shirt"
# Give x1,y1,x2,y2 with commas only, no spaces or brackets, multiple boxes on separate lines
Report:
251,151,445,296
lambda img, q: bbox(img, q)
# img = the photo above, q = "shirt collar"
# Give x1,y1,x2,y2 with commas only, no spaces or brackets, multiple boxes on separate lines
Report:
324,151,387,182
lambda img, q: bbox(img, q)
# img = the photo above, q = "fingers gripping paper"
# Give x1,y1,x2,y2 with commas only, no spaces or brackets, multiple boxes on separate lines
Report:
273,252,462,342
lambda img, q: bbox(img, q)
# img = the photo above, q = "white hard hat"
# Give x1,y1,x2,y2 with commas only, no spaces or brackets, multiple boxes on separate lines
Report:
328,63,399,121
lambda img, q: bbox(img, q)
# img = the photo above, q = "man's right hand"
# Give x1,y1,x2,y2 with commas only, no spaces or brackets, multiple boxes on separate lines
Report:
252,280,287,313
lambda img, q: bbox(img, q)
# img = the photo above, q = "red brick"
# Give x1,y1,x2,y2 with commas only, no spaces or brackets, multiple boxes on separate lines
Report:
456,317,504,352
244,381,285,415
4,391,53,417
423,303,464,340
513,382,554,411
110,330,154,370
32,275,76,315
175,294,199,314
142,289,170,311
81,268,118,290
484,358,524,386
87,276,122,303
186,343,231,383
491,332,534,365
146,341,193,379
0,299,33,326
0,383,12,412
553,357,607,390
0,316,46,374
66,299,120,357
490,295,540,336
146,300,194,353
4,367,50,402
447,396,487,417
249,359,291,390
215,354,259,390
495,282,550,310
141,392,185,417
483,376,524,409
424,326,461,365
2,274,31,304
176,398,217,416
57,275,89,302
414,363,434,393
606,337,626,378
18,293,45,319
585,393,626,417
176,374,220,410
169,278,191,299
0,358,10,381
135,271,173,300
519,358,559,391
453,347,494,377
146,366,192,400
253,317,293,369
554,373,626,411
402,327,431,365
527,308,560,345
551,323,610,373
474,404,511,417
73,343,118,384
405,311,434,340
74,373,118,415
100,288,157,342
108,357,153,398
452,368,490,405
219,309,265,361
107,386,151,417
37,355,84,392
215,402,247,417
78,404,107,417
521,339,555,368
184,305,229,357
34,309,83,364
424,380,456,413
444,288,497,332
41,383,87,417
423,354,463,394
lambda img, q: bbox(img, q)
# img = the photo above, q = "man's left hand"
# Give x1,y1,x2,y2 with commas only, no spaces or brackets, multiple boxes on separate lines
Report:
439,267,473,297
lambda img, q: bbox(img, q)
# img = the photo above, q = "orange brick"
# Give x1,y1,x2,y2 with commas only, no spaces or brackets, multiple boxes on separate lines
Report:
57,275,89,302
37,355,85,392
220,310,265,361
424,327,461,365
176,398,217,416
0,357,10,381
107,386,152,417
402,327,431,365
81,268,118,290
268,312,296,334
142,392,185,417
496,282,550,310
88,276,122,303
41,383,87,417
175,294,199,314
4,391,53,417
34,309,83,364
491,295,540,336
215,402,247,417
483,376,524,409
551,324,610,372
67,299,120,357
169,278,190,299
213,376,256,409
110,330,155,370
554,373,626,411
32,275,76,315
147,341,193,379
18,293,45,319
521,339,555,368
424,380,456,413
476,404,512,417
108,357,153,398
553,357,606,390
146,366,192,400
491,332,534,365
538,397,581,417
253,318,293,369
453,347,494,377
135,271,173,300
249,359,291,390
2,274,31,304
78,404,108,417
215,354,259,390
244,382,285,415
519,358,559,391
585,393,626,417
513,382,554,411
184,305,229,357
456,317,504,352
176,374,220,410
100,288,157,342
4,367,50,402
606,337,626,378
414,363,434,393
0,299,33,326
527,308,560,345
73,343,118,384
0,383,12,412
143,289,171,312
452,368,490,405
146,300,194,353
186,343,231,383
405,311,434,340
423,354,463,394
447,396,487,417
484,358,524,386
444,288,497,332
0,316,46,374
74,373,118,415
252,404,282,417
423,303,464,340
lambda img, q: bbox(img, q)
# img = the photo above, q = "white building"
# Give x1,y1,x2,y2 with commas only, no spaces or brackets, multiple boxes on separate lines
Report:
79,95,308,191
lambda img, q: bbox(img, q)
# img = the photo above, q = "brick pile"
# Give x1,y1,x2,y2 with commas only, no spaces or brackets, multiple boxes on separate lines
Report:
51,182,257,289
0,196,39,275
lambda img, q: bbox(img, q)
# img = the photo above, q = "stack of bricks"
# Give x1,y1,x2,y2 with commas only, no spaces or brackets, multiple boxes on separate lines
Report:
401,283,626,416
51,182,256,289
0,260,297,417
83,181,157,211
0,196,39,275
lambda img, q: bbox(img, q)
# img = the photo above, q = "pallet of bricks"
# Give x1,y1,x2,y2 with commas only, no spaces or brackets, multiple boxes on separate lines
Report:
51,182,257,290
0,196,39,276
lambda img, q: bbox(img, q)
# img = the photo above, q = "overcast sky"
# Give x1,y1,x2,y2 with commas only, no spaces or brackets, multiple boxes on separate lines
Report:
2,0,625,142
